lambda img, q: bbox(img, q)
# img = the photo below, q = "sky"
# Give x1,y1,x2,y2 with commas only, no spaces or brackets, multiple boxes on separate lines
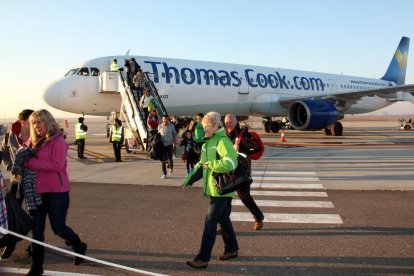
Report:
1,0,413,120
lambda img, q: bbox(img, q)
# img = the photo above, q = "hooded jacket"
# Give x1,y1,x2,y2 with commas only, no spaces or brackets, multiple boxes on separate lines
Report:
182,127,238,197
26,133,70,193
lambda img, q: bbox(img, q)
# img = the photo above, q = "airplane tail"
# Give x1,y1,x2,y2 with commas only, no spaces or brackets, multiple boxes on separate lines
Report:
381,37,410,85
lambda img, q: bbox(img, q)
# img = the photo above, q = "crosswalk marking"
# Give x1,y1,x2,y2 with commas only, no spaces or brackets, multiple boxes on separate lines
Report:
250,190,328,197
253,176,319,181
231,212,343,224
232,199,334,208
251,183,324,189
252,170,317,175
231,169,343,225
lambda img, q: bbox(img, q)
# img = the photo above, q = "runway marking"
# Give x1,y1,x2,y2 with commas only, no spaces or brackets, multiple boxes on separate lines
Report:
251,183,324,189
250,190,328,197
231,212,343,224
253,176,319,181
232,199,334,208
252,170,317,175
0,268,100,276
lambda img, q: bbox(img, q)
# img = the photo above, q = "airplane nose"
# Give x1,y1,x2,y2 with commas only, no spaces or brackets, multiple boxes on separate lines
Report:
43,81,61,109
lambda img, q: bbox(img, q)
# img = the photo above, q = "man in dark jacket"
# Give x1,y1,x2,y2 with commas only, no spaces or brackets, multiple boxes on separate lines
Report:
223,114,264,231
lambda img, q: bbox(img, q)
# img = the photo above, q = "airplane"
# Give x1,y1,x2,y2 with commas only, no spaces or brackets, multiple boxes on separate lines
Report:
44,37,414,136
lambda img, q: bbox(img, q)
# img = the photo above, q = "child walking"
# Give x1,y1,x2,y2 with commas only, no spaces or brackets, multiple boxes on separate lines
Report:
180,131,200,175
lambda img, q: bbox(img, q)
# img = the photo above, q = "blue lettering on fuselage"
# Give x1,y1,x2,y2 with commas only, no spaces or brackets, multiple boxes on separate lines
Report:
144,60,325,92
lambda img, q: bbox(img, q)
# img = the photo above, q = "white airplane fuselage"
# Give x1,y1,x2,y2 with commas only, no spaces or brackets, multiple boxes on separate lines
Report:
44,56,393,117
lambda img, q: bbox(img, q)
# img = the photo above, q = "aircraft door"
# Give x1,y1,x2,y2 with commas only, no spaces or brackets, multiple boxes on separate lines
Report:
235,67,249,95
327,79,337,93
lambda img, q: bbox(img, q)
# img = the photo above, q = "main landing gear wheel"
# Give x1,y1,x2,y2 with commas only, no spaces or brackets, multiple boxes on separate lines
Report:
322,122,343,136
270,121,280,133
332,122,343,136
262,120,271,133
323,127,332,136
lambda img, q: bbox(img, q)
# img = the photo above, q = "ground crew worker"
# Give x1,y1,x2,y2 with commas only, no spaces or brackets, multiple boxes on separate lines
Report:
110,59,119,72
110,118,124,162
75,117,88,159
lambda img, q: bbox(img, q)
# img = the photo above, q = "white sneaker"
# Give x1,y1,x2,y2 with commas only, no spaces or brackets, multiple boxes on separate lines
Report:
161,175,166,179
169,169,173,174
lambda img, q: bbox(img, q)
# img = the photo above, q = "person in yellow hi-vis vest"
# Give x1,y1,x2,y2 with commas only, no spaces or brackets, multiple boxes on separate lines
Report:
110,59,119,72
110,118,124,162
75,117,88,159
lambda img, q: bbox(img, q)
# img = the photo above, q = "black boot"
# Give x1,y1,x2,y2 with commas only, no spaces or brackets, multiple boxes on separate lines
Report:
73,241,87,265
27,265,44,276
27,252,44,276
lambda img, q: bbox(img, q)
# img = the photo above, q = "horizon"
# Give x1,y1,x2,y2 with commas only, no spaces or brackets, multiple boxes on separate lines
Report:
1,0,413,119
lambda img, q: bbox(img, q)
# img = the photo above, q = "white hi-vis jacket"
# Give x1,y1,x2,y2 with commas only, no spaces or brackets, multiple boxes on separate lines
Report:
75,123,87,139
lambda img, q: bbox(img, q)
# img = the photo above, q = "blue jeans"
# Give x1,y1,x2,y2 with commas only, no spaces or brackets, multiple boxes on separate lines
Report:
161,145,173,175
30,192,81,265
196,196,239,262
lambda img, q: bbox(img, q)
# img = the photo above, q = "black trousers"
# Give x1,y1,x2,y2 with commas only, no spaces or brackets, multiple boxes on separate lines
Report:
112,141,122,161
77,139,85,158
228,185,264,221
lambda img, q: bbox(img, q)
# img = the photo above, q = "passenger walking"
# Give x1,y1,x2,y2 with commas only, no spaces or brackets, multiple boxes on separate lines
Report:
180,130,200,175
110,118,124,162
139,89,154,120
0,109,33,260
132,67,143,99
110,59,120,72
223,114,264,231
125,58,139,87
182,111,239,269
147,109,159,136
170,116,179,158
193,113,205,148
0,152,7,244
75,117,88,159
158,115,178,179
25,109,87,276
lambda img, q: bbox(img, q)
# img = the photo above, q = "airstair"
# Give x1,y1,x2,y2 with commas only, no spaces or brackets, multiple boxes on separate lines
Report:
100,70,168,154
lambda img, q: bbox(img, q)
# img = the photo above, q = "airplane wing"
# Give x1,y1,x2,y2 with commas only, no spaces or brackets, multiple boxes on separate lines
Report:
279,83,414,111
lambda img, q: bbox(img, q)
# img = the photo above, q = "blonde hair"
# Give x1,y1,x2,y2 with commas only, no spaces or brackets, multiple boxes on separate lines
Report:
202,111,223,128
29,109,60,144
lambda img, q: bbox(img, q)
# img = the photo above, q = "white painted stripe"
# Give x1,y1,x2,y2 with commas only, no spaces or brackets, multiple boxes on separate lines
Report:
0,227,167,276
253,176,319,181
232,199,334,208
251,183,324,189
250,190,328,197
231,212,343,224
0,268,100,276
252,171,317,175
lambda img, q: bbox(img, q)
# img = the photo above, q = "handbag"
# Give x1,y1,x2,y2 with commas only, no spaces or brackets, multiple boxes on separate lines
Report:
213,152,253,195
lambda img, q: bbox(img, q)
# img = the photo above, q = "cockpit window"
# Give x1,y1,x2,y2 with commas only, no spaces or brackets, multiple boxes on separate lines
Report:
77,67,90,76
90,67,100,76
65,68,79,77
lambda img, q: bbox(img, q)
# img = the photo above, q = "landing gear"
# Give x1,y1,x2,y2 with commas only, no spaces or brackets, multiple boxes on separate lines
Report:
322,122,343,136
262,118,281,133
262,119,271,133
270,121,280,133
332,122,343,136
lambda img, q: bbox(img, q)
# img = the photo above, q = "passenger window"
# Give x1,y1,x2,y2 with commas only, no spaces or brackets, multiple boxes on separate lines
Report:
161,73,166,78
90,67,99,76
77,67,90,76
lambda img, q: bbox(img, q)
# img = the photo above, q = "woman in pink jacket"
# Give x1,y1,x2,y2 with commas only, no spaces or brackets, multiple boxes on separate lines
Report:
26,109,87,276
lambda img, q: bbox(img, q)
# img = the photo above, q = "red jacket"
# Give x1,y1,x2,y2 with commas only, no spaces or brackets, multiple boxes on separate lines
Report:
26,133,70,193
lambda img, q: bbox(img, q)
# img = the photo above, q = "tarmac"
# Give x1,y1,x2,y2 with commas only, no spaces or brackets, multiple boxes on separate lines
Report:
0,116,413,275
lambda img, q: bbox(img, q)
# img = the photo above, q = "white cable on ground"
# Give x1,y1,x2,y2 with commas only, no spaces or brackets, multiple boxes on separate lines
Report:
0,227,168,276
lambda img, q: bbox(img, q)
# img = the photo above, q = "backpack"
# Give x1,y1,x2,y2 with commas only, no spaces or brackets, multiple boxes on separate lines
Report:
237,130,264,160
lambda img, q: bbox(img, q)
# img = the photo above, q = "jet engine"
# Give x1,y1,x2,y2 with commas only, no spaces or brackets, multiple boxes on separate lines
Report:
288,100,341,131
